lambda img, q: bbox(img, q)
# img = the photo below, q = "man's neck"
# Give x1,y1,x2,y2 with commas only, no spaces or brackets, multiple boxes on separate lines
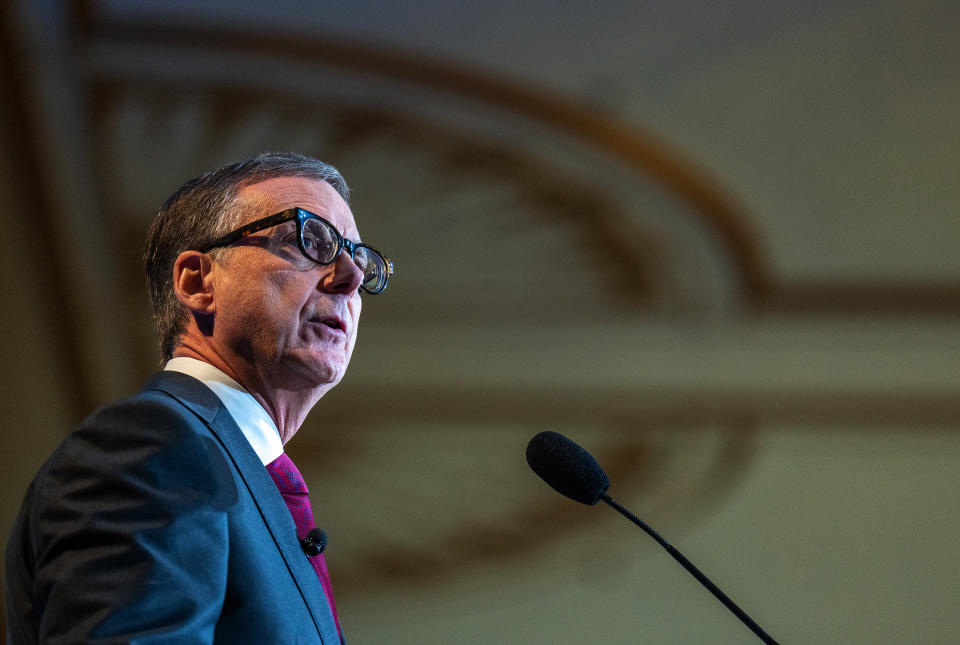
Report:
170,346,325,444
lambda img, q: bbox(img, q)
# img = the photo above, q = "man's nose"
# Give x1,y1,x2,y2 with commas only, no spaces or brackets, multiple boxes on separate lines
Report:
320,251,364,294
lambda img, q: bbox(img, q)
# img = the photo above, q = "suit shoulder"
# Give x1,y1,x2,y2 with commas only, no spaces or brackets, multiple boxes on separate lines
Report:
31,386,237,517
73,386,216,451
6,387,245,643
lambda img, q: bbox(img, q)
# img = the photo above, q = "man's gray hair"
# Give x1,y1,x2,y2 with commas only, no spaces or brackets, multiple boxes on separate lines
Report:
144,151,350,362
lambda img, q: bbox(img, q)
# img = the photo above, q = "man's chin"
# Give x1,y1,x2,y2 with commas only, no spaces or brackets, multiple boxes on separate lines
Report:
284,352,346,389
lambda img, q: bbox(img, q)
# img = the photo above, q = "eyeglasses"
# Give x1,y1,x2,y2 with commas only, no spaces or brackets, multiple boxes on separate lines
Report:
201,207,393,294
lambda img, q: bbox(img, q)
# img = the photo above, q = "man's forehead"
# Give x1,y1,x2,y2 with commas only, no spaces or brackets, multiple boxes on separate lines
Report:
237,175,358,236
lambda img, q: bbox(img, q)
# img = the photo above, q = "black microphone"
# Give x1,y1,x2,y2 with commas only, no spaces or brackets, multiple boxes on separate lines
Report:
525,430,611,505
300,528,327,557
525,431,779,645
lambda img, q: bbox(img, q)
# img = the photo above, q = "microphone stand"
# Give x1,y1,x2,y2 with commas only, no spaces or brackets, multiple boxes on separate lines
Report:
599,493,779,645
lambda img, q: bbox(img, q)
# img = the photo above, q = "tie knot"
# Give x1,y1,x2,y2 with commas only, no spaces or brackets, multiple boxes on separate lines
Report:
266,452,309,496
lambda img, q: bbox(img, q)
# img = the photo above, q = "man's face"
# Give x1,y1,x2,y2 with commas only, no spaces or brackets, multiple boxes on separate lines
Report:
210,176,363,393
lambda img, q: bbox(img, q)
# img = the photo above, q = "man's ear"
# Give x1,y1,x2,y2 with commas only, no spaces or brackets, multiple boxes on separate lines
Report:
173,250,216,315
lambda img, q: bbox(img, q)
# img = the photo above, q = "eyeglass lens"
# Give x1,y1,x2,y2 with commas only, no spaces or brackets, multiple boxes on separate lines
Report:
302,217,389,293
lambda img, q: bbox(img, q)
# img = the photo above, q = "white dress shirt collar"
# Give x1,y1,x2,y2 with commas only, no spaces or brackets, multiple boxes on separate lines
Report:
164,357,284,465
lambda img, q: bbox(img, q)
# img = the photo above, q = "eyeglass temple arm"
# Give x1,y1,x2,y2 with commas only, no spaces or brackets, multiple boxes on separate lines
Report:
201,210,299,252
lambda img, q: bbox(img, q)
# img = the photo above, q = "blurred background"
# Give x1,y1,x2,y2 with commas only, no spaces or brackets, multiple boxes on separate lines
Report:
2,1,959,643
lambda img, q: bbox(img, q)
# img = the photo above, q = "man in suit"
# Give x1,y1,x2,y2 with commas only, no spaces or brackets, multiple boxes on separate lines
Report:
5,152,393,644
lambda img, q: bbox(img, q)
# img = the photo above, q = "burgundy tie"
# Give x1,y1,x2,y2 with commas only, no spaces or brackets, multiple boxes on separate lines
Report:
265,453,341,635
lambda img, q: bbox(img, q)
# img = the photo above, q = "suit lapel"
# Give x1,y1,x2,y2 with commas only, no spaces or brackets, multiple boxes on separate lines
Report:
142,371,340,643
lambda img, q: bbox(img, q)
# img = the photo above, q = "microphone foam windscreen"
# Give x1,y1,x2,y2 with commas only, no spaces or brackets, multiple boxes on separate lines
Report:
525,431,611,505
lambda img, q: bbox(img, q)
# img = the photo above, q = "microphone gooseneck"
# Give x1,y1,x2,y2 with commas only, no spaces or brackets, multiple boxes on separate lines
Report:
525,431,779,645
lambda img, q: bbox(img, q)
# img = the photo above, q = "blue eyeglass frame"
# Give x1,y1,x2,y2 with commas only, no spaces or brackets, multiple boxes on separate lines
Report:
200,207,393,294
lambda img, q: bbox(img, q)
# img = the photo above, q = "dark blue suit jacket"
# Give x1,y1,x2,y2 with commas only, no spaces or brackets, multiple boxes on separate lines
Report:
5,371,342,644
